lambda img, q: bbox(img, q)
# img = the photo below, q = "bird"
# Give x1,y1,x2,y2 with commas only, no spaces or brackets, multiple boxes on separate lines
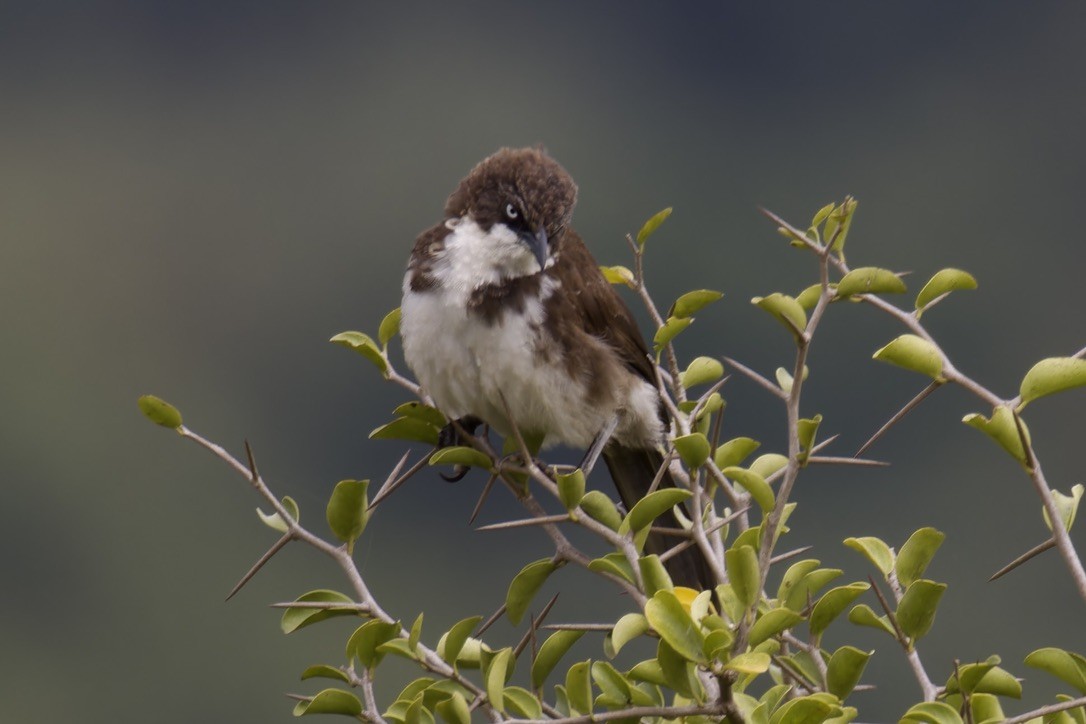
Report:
399,146,714,591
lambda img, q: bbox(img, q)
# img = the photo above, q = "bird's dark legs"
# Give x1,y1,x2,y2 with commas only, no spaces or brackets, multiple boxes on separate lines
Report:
438,416,482,482
580,414,619,477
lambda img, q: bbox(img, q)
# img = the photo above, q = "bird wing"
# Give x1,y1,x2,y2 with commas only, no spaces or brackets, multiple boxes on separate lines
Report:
547,229,656,384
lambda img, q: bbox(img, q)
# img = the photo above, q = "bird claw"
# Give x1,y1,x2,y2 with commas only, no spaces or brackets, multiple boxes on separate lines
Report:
437,416,483,484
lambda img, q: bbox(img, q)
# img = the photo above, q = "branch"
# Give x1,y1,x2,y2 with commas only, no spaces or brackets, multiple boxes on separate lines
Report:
1003,695,1086,724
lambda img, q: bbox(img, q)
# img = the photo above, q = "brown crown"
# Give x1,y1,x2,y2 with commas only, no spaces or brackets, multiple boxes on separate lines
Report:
445,147,578,239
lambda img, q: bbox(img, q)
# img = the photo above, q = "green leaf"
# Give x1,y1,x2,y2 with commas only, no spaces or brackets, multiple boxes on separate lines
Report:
137,395,183,429
1045,484,1085,532
725,545,760,610
300,664,350,683
404,698,435,724
967,693,1004,724
503,687,542,719
626,658,668,687
379,307,402,348
657,640,702,700
429,446,492,471
673,433,711,469
580,491,623,531
895,527,945,588
873,334,944,380
899,701,963,724
531,630,584,688
843,537,894,576
726,651,771,676
671,289,724,318
347,619,400,669
600,265,636,286
435,692,470,724
962,405,1031,467
723,466,775,512
777,559,820,603
257,495,299,533
681,357,724,389
591,661,632,703
795,283,825,311
714,437,760,470
653,316,693,353
896,579,947,642
281,590,359,634
836,267,906,297
610,613,649,657
565,659,593,714
330,331,388,375
371,417,441,446
377,638,420,660
945,657,1022,698
748,607,803,647
1024,647,1086,694
393,401,447,428
1019,357,1086,409
506,558,558,625
293,689,363,717
556,469,586,511
825,196,857,257
752,293,807,338
639,555,674,596
809,583,871,637
812,202,835,228
797,414,822,453
826,646,871,700
644,590,707,664
485,648,513,714
326,480,369,552
847,604,897,638
588,553,636,584
915,268,977,314
783,568,843,613
768,695,837,724
439,615,483,667
408,613,424,654
637,207,673,247
750,453,789,479
621,488,692,534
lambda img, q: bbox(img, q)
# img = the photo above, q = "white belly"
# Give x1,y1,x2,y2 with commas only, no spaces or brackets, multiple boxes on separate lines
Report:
401,282,608,449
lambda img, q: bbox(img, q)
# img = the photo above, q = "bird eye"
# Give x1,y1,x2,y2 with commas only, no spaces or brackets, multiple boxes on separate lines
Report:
504,203,519,221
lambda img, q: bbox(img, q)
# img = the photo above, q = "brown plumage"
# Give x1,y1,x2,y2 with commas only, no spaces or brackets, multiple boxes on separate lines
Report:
401,147,714,591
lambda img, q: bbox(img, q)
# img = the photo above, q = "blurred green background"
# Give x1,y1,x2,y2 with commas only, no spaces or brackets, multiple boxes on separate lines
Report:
3,2,1084,720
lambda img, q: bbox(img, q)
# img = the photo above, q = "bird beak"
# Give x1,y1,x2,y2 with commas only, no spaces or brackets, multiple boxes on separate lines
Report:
519,227,549,272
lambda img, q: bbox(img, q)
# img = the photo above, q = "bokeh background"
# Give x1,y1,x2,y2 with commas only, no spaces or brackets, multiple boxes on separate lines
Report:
3,2,1084,721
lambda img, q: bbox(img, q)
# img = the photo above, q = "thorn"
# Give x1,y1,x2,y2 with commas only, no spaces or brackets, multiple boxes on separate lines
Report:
225,532,291,601
514,593,559,659
806,456,890,468
468,474,498,526
989,538,1057,581
244,439,259,482
475,514,571,532
867,574,908,646
769,546,814,566
474,602,508,638
855,381,942,457
540,623,613,631
722,356,788,401
369,452,429,510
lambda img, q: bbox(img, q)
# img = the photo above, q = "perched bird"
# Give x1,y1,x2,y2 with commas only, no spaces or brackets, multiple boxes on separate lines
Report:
400,147,713,590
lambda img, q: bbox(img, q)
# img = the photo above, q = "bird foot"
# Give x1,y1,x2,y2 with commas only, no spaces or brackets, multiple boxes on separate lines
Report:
438,416,482,483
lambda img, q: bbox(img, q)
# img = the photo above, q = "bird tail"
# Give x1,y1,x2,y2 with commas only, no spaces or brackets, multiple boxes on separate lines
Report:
602,444,717,592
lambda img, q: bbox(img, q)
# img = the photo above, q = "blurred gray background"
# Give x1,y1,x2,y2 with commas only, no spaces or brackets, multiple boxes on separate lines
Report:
3,2,1084,721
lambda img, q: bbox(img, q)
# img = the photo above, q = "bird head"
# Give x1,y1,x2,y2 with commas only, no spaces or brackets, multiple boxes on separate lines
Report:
445,147,578,275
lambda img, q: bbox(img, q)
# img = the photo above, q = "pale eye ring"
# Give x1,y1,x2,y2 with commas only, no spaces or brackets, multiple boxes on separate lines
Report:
504,203,519,220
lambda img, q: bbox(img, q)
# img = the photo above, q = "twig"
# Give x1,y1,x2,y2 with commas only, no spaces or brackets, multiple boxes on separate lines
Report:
722,356,788,401
1003,695,1086,724
806,456,889,468
468,473,499,525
